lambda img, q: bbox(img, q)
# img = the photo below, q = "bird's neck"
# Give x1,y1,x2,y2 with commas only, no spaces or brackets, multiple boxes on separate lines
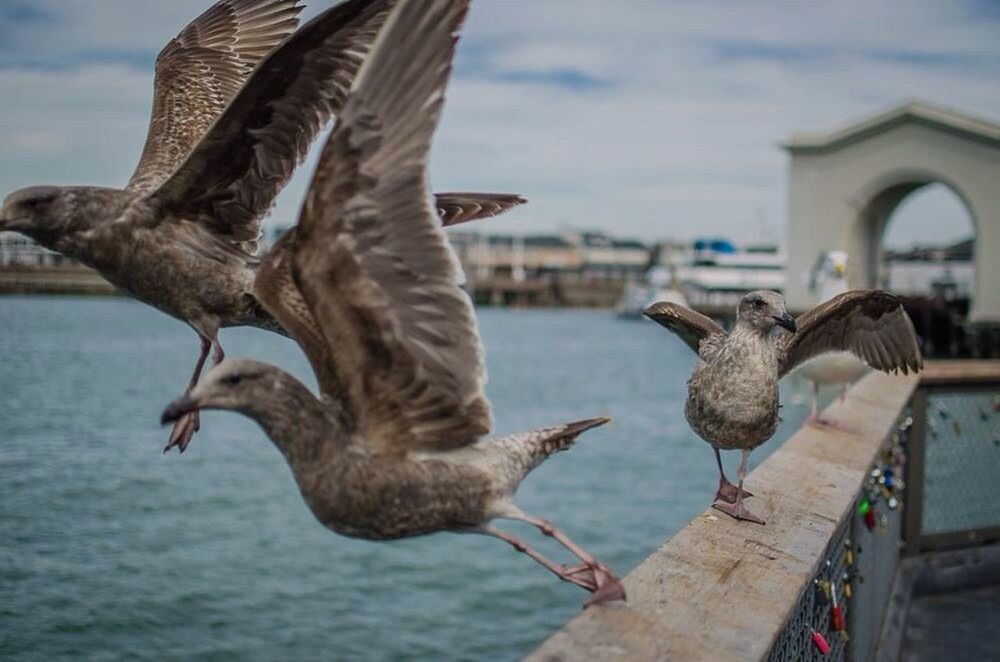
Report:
731,320,772,342
245,375,345,468
819,275,848,302
728,321,781,359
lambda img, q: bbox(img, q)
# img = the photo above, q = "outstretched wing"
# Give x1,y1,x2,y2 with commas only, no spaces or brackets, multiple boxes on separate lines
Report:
291,0,487,454
254,228,349,409
435,193,526,227
643,302,726,355
127,0,304,195
777,290,923,378
254,190,522,401
146,0,395,254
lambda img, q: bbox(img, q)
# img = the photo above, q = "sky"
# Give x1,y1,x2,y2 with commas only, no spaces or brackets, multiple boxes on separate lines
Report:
0,0,997,248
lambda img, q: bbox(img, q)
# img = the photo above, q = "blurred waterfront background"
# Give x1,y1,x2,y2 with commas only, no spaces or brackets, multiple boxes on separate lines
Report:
2,1,1000,659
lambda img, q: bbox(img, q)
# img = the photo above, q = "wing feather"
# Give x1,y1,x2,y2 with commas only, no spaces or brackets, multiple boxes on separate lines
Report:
127,0,304,195
147,0,395,254
435,193,527,227
253,228,350,414
777,290,923,378
289,0,485,453
643,301,726,356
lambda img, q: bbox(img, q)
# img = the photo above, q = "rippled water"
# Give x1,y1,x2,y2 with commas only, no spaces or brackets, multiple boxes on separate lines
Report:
0,297,812,660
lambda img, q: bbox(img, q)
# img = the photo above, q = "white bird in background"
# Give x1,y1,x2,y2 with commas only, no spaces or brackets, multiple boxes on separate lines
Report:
797,250,871,424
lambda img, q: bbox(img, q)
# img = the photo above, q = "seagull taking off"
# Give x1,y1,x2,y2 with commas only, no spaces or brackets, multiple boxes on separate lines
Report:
644,289,922,524
0,0,524,453
163,0,624,607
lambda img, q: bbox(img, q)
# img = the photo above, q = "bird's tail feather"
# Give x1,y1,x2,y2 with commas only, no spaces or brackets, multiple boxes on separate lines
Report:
499,416,611,480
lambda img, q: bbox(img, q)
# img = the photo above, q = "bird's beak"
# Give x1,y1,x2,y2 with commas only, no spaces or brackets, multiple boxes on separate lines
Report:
773,312,797,333
833,263,846,277
161,395,199,425
0,216,28,232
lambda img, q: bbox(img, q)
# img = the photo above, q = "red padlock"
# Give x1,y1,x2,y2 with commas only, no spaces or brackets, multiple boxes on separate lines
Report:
830,582,846,632
863,507,877,531
810,628,831,655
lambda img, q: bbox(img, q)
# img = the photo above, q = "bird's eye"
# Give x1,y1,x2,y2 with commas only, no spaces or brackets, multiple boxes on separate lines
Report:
754,299,766,309
222,374,243,387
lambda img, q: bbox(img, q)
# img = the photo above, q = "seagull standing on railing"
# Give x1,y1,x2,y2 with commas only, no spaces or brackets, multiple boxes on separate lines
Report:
162,0,624,608
0,0,524,453
644,289,922,524
796,251,871,425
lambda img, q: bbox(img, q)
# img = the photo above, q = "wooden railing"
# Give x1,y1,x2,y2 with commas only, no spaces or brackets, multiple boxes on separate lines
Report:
528,361,1000,662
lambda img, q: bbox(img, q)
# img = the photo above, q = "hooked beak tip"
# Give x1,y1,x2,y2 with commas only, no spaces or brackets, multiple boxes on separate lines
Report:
773,314,797,333
161,396,197,425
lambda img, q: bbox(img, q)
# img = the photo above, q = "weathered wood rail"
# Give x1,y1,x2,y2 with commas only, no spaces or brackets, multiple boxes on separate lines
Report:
530,361,1000,661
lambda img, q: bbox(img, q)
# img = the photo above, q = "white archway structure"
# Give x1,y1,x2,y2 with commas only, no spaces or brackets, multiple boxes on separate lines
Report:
784,101,1000,322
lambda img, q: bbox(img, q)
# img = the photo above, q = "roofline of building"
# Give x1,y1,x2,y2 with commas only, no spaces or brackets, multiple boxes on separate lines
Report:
782,99,1000,155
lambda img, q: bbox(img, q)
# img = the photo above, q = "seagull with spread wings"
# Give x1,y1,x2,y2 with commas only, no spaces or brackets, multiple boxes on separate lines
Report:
644,289,921,524
161,0,625,607
0,0,524,453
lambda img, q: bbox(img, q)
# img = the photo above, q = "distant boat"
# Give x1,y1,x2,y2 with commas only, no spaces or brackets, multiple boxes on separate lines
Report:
616,238,785,318
680,238,785,295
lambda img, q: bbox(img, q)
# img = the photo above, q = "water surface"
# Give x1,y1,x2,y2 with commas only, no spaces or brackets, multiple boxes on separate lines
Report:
0,298,811,660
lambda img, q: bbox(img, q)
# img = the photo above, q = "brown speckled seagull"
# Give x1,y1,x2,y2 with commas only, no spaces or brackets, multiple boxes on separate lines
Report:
644,289,922,524
0,0,524,452
162,0,625,608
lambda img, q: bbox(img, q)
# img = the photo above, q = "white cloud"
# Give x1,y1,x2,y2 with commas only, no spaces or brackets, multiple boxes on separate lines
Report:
0,0,997,246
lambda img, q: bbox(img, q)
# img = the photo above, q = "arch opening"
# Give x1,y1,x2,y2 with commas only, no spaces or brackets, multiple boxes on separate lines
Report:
854,181,977,356
881,183,976,302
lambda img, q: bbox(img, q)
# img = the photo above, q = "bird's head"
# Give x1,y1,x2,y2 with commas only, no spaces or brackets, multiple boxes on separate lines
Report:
0,186,75,246
737,290,796,334
161,358,280,424
824,250,849,279
161,358,328,460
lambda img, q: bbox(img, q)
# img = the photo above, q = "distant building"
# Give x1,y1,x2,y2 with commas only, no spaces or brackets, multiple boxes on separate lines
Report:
574,232,650,281
447,230,649,283
0,232,69,267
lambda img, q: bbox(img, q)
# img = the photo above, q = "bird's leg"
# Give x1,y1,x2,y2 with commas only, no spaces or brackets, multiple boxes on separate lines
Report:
211,339,225,366
805,381,822,422
712,449,765,525
165,335,212,453
713,447,751,503
506,514,626,608
839,385,848,403
482,526,603,593
806,382,839,427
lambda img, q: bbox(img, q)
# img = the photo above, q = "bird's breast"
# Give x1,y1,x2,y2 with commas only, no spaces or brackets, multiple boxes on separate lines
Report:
685,347,780,449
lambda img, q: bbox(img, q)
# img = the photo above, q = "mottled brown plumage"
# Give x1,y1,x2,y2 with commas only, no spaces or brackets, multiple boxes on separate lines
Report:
644,288,922,524
128,0,306,197
777,290,923,378
0,0,524,453
163,0,623,608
